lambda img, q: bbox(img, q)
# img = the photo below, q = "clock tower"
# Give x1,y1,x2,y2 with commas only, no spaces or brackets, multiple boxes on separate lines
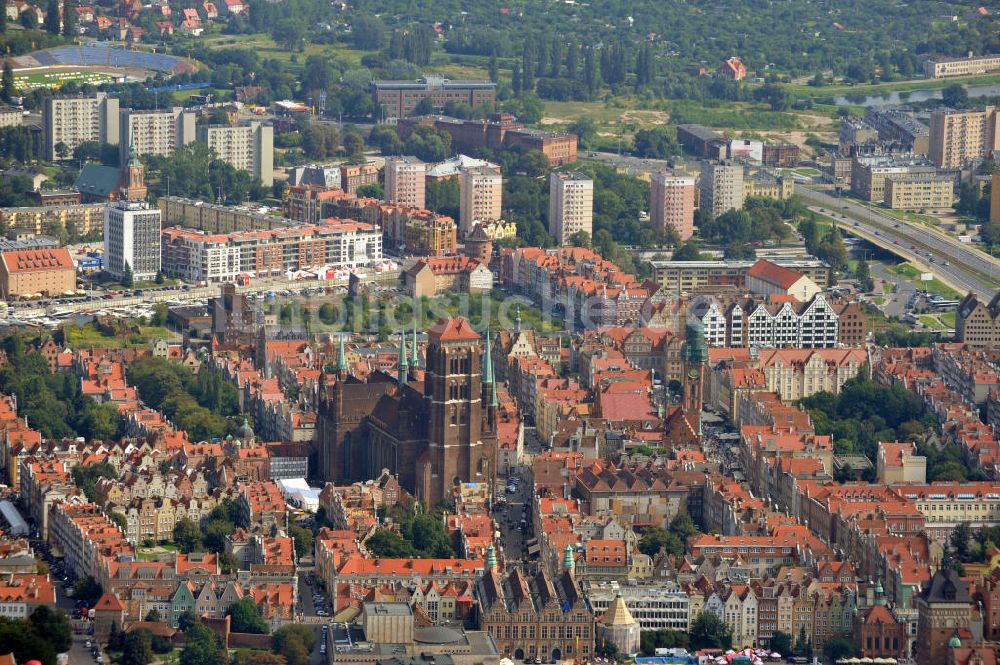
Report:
681,319,708,434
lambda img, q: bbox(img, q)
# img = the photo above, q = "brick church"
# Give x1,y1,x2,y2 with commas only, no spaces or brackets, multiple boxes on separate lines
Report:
317,317,498,506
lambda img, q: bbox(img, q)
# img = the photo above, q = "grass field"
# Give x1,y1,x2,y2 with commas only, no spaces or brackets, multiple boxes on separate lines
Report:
887,262,962,300
15,70,114,91
64,322,173,348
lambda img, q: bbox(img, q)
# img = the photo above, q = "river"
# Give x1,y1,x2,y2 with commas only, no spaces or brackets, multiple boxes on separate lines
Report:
831,83,1000,106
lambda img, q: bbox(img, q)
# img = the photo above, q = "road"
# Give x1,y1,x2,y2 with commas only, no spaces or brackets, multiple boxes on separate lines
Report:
872,262,916,317
797,185,999,298
496,467,532,565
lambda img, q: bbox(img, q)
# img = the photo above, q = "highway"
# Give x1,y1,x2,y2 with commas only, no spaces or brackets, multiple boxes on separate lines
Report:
797,185,1000,299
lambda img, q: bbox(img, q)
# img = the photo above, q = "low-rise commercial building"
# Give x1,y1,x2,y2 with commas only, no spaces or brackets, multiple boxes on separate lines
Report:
372,76,496,120
397,113,577,165
161,219,382,283
884,174,955,210
924,53,1000,78
159,196,302,233
649,259,833,294
851,154,937,202
585,581,690,632
0,203,106,236
0,248,76,299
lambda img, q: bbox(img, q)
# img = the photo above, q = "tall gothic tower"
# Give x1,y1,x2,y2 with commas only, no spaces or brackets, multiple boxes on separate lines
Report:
681,319,708,434
419,318,497,506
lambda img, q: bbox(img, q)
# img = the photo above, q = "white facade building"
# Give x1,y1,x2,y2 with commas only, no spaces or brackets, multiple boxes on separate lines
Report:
104,201,162,281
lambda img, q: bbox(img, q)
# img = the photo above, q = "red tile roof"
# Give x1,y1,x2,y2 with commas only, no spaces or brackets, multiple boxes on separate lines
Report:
1,248,74,274
428,317,479,342
747,259,804,290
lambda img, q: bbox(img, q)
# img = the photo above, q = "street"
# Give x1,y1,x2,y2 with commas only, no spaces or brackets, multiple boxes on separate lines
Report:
872,262,916,318
798,185,999,298
496,466,532,565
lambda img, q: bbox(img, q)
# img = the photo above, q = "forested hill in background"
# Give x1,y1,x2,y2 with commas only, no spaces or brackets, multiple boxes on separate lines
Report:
351,0,999,78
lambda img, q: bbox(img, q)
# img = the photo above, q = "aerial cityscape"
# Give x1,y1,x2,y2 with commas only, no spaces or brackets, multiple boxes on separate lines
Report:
1,3,1000,665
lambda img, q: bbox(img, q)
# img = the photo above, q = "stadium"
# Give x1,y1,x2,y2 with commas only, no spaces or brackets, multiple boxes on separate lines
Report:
10,43,198,91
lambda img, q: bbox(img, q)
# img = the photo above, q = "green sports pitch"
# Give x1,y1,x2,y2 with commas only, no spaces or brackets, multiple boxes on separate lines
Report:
14,69,116,91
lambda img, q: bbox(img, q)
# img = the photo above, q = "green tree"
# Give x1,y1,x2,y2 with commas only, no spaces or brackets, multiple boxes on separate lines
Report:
951,522,973,561
181,621,229,665
365,529,415,558
795,626,812,657
173,518,203,553
672,241,708,261
20,10,38,29
73,576,102,602
855,256,874,292
121,629,154,665
276,637,308,665
151,302,168,327
272,624,316,654
28,605,72,653
638,527,684,557
349,14,385,49
2,60,13,102
122,261,134,288
220,551,240,575
770,630,792,656
78,402,121,441
108,511,128,531
413,97,435,115
43,0,60,34
567,118,597,149
289,525,313,559
145,608,162,622
942,83,969,109
689,612,732,651
227,597,269,634
356,183,383,199
632,126,679,158
62,0,76,37
823,636,857,661
0,617,58,665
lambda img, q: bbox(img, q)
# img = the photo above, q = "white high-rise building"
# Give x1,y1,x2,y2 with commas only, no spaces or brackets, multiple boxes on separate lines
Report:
104,201,161,282
699,160,745,217
384,156,427,209
196,121,275,187
119,107,196,164
43,93,119,161
548,171,593,245
459,165,502,235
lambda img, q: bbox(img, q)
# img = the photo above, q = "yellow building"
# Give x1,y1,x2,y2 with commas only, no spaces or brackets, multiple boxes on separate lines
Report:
884,175,955,211
0,203,106,236
744,171,794,200
477,218,517,242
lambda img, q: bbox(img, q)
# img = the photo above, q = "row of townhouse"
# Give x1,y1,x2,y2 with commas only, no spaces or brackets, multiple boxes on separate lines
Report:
692,293,867,349
500,246,652,329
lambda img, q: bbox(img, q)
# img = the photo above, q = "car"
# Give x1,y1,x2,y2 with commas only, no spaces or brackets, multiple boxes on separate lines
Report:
86,641,92,649
316,610,329,617
943,261,950,266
